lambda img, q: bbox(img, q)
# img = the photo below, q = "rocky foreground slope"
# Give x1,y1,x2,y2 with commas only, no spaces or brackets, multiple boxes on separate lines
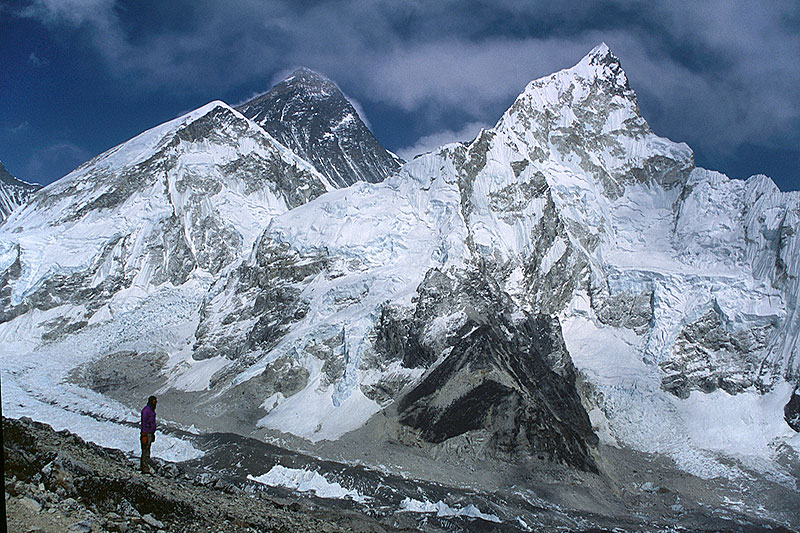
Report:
3,417,397,532
6,416,800,532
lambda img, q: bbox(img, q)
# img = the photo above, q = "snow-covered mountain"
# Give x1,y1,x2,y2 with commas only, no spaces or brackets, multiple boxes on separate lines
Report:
1,43,799,529
191,43,800,458
0,101,336,333
0,161,40,224
236,67,403,187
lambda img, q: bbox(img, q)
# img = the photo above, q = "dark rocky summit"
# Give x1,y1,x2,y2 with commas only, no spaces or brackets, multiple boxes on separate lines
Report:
237,68,402,187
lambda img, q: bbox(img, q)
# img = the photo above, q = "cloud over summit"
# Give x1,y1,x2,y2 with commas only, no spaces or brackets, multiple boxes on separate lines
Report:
6,0,799,188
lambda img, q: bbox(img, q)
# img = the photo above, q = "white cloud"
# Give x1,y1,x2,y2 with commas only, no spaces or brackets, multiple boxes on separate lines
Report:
11,0,800,184
353,39,588,113
19,0,116,27
396,121,489,161
28,52,47,66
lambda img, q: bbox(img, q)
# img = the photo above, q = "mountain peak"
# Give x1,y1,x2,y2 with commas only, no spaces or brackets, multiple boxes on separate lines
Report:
285,67,337,88
572,42,628,89
586,42,612,62
493,43,691,195
236,69,402,187
0,160,40,224
500,43,635,130
267,67,343,102
240,68,340,112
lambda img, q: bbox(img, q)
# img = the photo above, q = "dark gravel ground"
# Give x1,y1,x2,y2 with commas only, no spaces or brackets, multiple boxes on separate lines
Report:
3,416,400,532
4,416,798,532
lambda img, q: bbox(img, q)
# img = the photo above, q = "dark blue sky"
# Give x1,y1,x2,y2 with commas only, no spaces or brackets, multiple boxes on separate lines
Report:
2,1,798,190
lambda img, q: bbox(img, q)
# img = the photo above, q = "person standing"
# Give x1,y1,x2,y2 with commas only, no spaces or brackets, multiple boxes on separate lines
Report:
140,396,157,473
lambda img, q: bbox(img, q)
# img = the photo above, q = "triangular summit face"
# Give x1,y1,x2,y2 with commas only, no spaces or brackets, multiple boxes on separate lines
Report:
237,68,402,187
495,43,692,198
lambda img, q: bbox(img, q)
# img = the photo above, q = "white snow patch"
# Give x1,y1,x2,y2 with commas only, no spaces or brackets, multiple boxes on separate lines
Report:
257,373,380,442
398,497,501,523
248,465,368,502
539,236,567,276
170,355,231,392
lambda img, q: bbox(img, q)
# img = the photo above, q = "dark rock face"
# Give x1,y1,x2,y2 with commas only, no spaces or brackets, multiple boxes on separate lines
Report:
374,268,598,471
374,305,434,370
0,161,40,224
786,388,800,432
237,68,402,187
660,308,773,399
398,314,598,471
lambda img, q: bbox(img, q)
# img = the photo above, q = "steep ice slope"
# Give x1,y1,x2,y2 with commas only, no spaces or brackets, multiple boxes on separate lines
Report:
237,68,403,187
672,171,800,382
0,161,40,224
185,151,470,439
0,101,332,342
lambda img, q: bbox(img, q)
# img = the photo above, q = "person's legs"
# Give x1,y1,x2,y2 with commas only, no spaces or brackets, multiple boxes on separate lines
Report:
141,434,152,473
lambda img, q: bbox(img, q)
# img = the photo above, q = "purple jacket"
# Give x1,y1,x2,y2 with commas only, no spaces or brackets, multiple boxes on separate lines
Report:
141,404,156,434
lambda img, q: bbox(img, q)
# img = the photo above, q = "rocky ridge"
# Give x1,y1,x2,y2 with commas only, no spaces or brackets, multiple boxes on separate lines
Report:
0,161,40,224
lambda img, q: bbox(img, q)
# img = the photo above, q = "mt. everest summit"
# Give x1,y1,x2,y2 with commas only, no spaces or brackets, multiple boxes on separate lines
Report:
1,44,799,529
236,67,403,187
